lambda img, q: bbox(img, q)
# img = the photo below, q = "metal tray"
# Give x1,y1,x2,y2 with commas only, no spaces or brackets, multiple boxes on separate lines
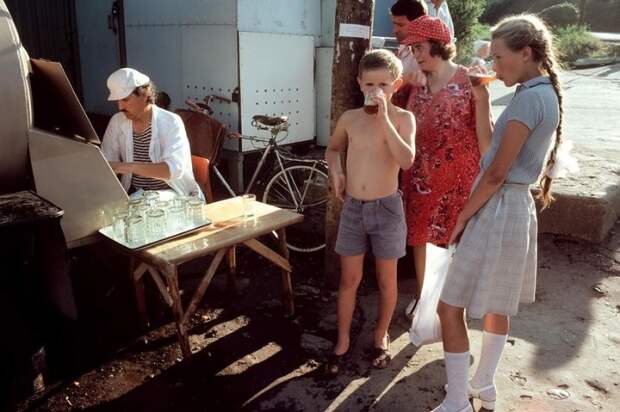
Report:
98,215,212,251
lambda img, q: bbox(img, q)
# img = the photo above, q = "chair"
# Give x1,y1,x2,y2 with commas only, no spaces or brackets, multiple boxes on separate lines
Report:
177,109,232,199
191,155,214,203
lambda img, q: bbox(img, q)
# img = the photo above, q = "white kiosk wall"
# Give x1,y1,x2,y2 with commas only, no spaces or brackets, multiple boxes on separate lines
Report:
120,0,318,152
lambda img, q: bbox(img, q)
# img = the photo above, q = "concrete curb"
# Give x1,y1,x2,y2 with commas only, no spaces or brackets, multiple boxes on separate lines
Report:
572,56,620,69
535,187,620,243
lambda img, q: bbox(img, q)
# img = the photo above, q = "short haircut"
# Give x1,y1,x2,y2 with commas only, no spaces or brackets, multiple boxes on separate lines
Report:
358,49,403,79
390,0,427,21
429,40,456,60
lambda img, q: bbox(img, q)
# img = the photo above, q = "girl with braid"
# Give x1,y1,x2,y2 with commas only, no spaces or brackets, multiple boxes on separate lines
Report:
431,15,563,412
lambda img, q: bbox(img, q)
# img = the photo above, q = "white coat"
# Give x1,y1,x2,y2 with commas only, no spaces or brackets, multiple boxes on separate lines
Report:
101,105,201,197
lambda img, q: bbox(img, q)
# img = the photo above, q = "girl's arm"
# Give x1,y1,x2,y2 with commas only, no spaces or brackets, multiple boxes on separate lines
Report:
449,119,530,244
472,84,493,156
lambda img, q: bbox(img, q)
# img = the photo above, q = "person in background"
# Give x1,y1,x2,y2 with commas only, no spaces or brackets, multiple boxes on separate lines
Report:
470,40,491,69
434,14,563,411
101,68,201,198
426,0,455,42
390,0,428,107
400,16,490,322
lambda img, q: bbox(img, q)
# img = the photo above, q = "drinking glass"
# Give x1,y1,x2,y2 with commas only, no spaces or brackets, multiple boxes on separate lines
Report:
241,194,256,219
168,205,186,231
468,71,497,86
128,198,144,215
156,200,173,216
112,211,128,240
142,190,160,208
126,216,145,244
187,199,205,225
146,208,166,238
130,204,150,219
174,195,191,209
363,88,384,114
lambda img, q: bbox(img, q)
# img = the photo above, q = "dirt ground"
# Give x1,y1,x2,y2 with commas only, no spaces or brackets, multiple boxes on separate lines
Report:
16,223,620,412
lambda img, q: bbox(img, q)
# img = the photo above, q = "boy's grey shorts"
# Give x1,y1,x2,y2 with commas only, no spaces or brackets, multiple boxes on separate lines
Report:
335,191,407,260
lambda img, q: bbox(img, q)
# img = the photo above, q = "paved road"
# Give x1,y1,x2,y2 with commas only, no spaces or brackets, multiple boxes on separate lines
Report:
489,63,620,152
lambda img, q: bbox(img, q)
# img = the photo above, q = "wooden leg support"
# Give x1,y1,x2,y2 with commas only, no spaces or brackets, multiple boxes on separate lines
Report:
131,259,150,329
277,229,294,317
226,246,238,294
165,265,191,359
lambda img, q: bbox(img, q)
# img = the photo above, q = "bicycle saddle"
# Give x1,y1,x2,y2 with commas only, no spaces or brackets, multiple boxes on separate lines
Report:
252,115,288,127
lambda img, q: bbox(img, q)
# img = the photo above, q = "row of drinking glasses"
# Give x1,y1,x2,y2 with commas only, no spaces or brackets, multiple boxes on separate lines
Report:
111,191,206,244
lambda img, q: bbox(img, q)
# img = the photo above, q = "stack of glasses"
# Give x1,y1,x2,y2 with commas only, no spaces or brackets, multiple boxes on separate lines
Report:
110,191,208,245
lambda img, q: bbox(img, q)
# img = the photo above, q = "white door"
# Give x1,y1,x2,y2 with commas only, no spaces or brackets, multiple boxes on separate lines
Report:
238,31,315,152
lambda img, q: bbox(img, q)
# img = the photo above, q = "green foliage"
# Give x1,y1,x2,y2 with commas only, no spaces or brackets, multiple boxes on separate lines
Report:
446,0,487,62
555,24,603,64
482,0,620,32
539,3,580,27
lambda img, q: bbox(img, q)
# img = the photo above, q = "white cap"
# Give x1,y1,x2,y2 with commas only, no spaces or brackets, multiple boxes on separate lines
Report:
106,68,150,101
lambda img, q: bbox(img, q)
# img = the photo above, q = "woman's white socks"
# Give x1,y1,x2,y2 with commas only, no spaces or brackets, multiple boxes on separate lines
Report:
443,351,471,410
470,331,508,389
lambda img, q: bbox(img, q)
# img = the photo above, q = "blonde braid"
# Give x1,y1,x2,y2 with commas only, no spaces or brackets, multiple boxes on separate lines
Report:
538,57,564,209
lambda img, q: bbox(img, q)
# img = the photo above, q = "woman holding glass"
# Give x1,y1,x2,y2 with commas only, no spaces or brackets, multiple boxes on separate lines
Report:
401,16,492,319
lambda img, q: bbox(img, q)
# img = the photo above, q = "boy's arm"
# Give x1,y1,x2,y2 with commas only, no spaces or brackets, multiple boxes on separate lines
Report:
377,101,416,170
325,112,350,201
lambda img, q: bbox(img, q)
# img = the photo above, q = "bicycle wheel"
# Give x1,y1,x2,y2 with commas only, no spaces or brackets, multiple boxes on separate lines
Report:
262,163,328,252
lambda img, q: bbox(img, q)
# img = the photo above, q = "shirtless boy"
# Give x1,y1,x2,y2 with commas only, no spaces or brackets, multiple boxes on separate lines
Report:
324,49,415,374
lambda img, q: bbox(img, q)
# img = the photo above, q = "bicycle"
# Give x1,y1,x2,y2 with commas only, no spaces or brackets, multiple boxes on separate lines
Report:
184,97,329,253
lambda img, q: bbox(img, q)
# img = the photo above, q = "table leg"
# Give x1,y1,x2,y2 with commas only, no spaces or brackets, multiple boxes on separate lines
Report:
130,258,149,329
276,229,294,317
165,265,191,359
226,246,238,294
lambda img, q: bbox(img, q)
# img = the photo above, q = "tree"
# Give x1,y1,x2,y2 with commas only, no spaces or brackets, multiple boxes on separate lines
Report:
324,0,375,287
447,0,486,60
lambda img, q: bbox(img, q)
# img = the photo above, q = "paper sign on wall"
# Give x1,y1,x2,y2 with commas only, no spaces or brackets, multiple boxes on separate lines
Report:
338,23,371,39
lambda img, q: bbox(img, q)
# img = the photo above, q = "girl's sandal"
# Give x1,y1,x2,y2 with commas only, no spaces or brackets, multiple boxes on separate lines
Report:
370,333,391,369
370,346,392,369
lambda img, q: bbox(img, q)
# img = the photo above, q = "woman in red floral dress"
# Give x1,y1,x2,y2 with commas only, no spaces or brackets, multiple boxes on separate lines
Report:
401,16,491,319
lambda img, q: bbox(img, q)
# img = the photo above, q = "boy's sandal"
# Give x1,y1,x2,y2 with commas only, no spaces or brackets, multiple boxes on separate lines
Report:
324,351,348,376
370,346,392,369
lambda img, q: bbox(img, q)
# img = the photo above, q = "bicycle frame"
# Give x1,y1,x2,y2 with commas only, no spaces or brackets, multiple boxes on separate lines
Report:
244,138,302,210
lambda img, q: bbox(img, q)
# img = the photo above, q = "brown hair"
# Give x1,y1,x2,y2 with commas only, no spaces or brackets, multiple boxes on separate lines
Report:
132,81,157,104
358,49,403,79
492,14,563,209
429,40,456,60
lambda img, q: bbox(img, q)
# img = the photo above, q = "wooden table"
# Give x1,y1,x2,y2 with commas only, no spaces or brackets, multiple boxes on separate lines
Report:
126,197,302,359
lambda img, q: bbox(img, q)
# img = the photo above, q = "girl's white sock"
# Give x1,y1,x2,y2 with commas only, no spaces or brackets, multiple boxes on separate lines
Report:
443,351,471,410
470,331,508,389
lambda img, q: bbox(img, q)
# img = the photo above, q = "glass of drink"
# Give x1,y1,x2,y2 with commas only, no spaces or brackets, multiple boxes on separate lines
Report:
468,71,497,87
126,216,145,244
363,88,384,114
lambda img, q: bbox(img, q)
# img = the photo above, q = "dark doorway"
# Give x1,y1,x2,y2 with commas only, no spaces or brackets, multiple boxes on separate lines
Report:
5,0,83,100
